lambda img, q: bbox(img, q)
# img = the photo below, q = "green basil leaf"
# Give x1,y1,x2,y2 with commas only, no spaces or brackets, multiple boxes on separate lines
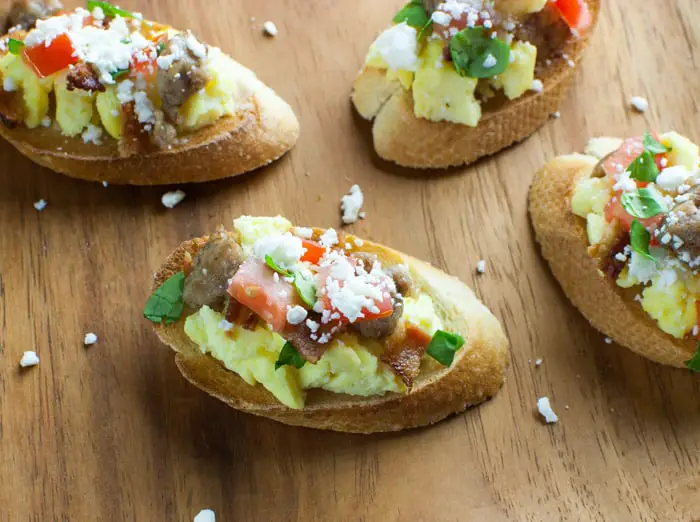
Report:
449,27,510,79
393,0,430,28
418,19,433,40
157,41,166,55
264,254,292,278
275,342,306,370
87,1,136,19
621,188,668,219
642,132,668,155
111,68,128,80
629,220,655,262
8,38,25,55
627,150,659,182
686,343,700,373
143,272,185,325
293,270,317,308
426,330,465,366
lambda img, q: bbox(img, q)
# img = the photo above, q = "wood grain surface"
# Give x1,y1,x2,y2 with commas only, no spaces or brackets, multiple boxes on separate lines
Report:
1,0,699,520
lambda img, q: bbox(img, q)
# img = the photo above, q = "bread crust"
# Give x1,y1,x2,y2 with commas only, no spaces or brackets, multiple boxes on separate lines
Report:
150,229,510,433
0,78,299,185
351,0,599,169
528,154,696,367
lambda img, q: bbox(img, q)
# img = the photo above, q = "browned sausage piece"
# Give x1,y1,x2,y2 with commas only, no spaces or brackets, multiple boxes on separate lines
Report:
3,0,62,33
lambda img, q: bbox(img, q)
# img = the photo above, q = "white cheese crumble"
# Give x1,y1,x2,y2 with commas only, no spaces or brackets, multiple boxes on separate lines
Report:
630,96,649,112
476,260,486,274
354,238,364,247
34,199,48,211
20,351,40,368
530,79,544,93
263,21,278,37
431,11,451,25
40,116,52,128
482,53,497,69
161,190,186,209
286,305,308,325
340,184,364,225
551,111,561,119
294,227,313,239
656,165,691,191
537,397,559,424
535,358,543,367
372,22,419,71
218,319,234,331
254,233,304,269
82,124,103,145
319,228,339,248
194,509,215,522
185,32,207,59
83,332,98,345
613,171,637,192
3,76,17,92
604,337,613,344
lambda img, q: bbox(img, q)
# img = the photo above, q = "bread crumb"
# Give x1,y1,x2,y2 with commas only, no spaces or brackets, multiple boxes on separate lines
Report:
476,260,486,274
630,96,648,112
161,190,186,209
34,199,47,211
263,21,278,37
537,397,559,424
84,333,98,346
19,351,40,368
194,509,215,522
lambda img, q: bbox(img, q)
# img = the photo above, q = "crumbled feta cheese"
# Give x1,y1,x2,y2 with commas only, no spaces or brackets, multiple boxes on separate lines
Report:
3,76,17,92
530,79,544,93
604,337,613,344
286,305,308,325
194,509,215,522
294,227,313,239
306,319,320,332
535,358,543,367
185,32,207,59
92,6,105,20
218,319,234,331
40,116,52,128
34,199,47,211
319,228,339,248
83,332,98,346
340,184,364,225
627,250,659,284
537,397,559,424
614,252,628,262
630,96,649,112
81,124,103,145
19,351,40,368
354,238,364,247
254,233,304,269
656,165,690,191
133,91,155,124
431,11,451,25
476,260,486,274
566,59,575,68
551,111,560,119
161,190,186,209
482,53,497,69
102,181,109,187
372,22,419,71
263,21,278,37
613,171,637,192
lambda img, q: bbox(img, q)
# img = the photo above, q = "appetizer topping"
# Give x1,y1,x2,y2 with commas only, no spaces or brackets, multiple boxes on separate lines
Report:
161,190,186,209
630,95,649,113
340,184,364,225
144,271,185,325
275,342,306,370
574,132,700,340
262,21,278,37
19,350,40,367
537,396,559,424
83,332,98,345
193,509,216,522
3,0,63,33
687,343,700,372
426,329,465,366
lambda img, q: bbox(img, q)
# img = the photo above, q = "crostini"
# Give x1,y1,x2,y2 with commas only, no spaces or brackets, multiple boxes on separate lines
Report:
145,216,509,433
0,1,299,185
530,133,700,371
352,0,598,169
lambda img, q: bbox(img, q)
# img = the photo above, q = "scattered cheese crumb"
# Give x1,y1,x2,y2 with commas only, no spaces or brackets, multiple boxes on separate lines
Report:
294,227,313,239
82,124,103,145
263,21,278,37
630,96,649,112
19,351,40,368
83,333,98,346
161,190,186,209
218,319,234,332
319,228,339,247
286,305,308,325
34,199,48,211
476,260,486,274
102,181,109,187
3,76,17,92
354,238,364,247
340,184,364,225
535,358,543,367
537,397,559,424
551,111,560,119
531,79,544,93
41,116,52,128
604,337,613,344
482,53,497,69
194,509,215,522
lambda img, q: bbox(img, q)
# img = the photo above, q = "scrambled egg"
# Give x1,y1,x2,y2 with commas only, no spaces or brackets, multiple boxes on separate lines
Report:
641,278,697,338
183,216,443,409
0,53,53,128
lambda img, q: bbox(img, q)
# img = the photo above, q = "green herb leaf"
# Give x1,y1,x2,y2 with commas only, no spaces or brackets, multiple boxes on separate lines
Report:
449,27,510,79
417,19,433,40
630,220,655,262
143,272,185,325
426,330,465,367
627,150,660,182
621,188,668,219
264,255,292,278
87,1,136,19
643,132,669,155
393,0,430,28
8,38,25,55
111,68,128,80
157,41,166,55
686,343,700,373
293,270,317,308
275,342,306,370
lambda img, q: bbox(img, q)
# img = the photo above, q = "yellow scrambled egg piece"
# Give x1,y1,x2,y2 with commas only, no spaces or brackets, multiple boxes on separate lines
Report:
0,54,53,128
641,279,697,339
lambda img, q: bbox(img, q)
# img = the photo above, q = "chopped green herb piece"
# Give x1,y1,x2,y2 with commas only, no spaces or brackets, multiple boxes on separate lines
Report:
264,255,293,278
275,342,306,370
418,20,433,40
628,150,660,182
157,41,166,54
293,270,317,308
87,1,136,19
393,0,430,29
642,132,669,155
630,220,655,262
143,272,185,325
686,343,700,373
449,27,510,79
426,330,465,367
111,68,128,80
8,38,24,55
621,188,668,219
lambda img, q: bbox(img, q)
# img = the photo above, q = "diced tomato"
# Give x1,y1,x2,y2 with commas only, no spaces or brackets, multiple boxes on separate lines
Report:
432,7,487,40
24,33,78,78
228,258,300,332
300,239,325,265
600,135,666,182
604,193,665,232
553,0,592,31
405,323,433,349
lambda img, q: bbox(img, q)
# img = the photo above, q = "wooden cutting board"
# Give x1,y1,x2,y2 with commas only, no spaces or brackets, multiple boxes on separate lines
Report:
1,0,698,520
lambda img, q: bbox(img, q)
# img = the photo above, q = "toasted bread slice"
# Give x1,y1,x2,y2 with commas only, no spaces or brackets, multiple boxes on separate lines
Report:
529,154,696,367
351,0,599,169
0,78,299,185
151,229,509,433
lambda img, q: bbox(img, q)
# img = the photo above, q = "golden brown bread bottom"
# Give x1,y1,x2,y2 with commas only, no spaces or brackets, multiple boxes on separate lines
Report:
351,0,600,169
528,154,696,367
0,81,299,185
151,229,510,433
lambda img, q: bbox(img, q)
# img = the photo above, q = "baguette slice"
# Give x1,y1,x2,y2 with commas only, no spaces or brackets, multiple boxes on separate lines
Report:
151,229,509,433
529,154,696,367
351,0,599,169
0,77,299,185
